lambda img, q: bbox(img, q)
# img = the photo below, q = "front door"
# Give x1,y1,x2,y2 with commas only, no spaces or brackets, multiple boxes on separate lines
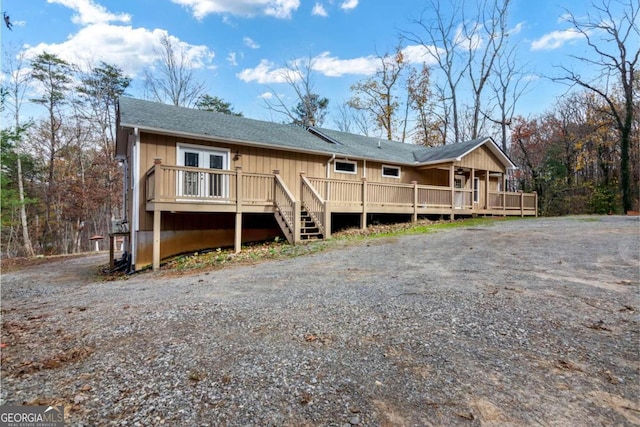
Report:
177,145,229,199
454,175,466,208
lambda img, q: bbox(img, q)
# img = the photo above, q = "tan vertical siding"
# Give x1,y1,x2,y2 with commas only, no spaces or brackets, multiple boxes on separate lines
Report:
457,145,504,172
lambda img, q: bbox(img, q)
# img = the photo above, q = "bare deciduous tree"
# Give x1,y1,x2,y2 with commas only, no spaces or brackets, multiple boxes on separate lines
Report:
404,0,518,144
555,0,639,212
144,34,206,107
487,44,531,151
404,0,468,143
348,47,407,140
263,57,329,127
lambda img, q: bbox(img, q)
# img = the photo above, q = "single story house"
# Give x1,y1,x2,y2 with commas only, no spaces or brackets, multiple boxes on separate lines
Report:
115,97,537,271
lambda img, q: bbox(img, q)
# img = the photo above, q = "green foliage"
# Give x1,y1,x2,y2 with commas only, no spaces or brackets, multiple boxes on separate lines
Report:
590,185,620,215
0,128,38,227
292,93,328,127
77,61,131,111
29,52,73,106
196,94,243,116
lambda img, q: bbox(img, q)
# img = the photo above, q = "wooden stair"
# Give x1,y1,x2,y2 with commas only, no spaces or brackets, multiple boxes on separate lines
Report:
300,209,323,240
274,207,295,244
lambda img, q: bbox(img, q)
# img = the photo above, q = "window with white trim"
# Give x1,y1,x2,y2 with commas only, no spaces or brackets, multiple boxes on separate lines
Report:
382,165,401,178
334,160,357,174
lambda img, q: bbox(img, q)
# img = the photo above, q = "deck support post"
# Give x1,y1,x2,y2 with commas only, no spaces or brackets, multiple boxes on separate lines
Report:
324,201,332,239
361,177,368,229
293,200,301,243
234,166,243,253
152,209,161,271
109,234,115,270
411,181,418,223
152,156,164,270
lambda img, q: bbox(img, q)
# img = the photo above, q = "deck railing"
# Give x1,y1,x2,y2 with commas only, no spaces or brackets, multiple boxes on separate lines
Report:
367,182,414,206
273,172,297,242
489,191,537,212
417,186,452,207
146,163,274,207
146,163,537,217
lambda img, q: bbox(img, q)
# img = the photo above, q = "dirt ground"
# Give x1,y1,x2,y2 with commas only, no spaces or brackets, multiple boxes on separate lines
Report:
0,216,639,426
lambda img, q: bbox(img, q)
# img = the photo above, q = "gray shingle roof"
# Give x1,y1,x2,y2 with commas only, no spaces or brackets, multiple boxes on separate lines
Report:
117,97,513,168
413,138,487,163
118,97,333,155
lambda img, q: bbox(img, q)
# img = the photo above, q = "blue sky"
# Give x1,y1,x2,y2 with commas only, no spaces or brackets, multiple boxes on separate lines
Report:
0,0,623,133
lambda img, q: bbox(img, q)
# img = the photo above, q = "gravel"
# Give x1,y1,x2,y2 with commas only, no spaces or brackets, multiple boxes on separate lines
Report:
1,216,639,426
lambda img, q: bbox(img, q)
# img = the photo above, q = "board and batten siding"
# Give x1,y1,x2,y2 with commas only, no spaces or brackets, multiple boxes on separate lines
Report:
457,145,505,172
136,132,328,231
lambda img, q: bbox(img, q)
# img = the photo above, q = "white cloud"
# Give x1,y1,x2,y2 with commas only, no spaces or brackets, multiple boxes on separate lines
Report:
509,22,524,36
312,3,328,17
238,45,441,83
24,25,214,77
340,0,358,10
453,23,483,51
400,44,441,65
170,0,301,20
311,51,379,77
259,91,274,99
558,13,572,24
243,36,260,49
237,59,291,83
47,0,130,25
227,51,238,66
530,28,585,50
23,1,214,77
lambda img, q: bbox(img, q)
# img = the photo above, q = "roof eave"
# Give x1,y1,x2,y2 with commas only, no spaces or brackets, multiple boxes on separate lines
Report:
120,122,343,159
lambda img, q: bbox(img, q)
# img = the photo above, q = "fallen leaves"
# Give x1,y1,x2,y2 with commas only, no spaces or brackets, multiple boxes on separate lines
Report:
586,320,612,332
303,333,331,345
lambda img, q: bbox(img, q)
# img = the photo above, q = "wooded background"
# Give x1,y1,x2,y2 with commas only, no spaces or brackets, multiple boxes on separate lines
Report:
1,0,637,258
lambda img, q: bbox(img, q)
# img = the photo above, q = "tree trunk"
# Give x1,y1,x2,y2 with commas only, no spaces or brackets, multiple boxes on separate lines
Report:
16,157,34,256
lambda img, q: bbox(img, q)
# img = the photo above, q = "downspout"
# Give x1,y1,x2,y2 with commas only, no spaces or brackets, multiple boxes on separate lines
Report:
131,128,140,268
326,153,335,178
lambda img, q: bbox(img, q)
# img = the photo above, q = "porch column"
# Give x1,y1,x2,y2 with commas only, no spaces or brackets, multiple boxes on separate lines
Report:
361,177,368,229
411,181,418,223
153,157,163,201
502,174,507,216
152,209,161,271
470,168,475,212
449,164,455,221
485,171,490,210
234,166,243,253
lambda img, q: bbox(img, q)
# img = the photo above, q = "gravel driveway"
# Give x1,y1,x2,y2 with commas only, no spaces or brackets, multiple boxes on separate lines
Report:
1,216,639,426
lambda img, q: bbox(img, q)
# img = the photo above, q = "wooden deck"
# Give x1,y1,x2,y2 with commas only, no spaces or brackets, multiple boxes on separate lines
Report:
144,163,537,269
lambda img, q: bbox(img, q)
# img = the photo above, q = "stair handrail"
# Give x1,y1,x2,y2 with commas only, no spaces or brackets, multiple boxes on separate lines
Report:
300,174,326,236
273,172,297,237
